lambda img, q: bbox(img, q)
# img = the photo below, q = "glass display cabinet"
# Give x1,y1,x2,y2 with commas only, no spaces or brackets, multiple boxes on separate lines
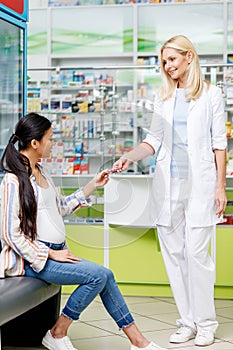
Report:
0,0,28,157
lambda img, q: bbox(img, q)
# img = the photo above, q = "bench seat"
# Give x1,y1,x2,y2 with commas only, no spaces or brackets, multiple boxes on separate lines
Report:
0,276,61,348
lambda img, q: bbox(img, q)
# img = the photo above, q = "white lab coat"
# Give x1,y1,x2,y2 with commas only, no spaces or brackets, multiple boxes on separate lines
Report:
143,83,227,227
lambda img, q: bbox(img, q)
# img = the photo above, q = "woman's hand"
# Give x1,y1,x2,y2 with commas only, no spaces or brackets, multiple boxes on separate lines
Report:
216,187,227,218
94,169,110,188
112,157,131,172
82,169,110,198
48,248,82,263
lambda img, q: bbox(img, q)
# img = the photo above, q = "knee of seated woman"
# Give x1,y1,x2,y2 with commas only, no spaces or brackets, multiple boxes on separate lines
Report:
104,267,115,281
99,266,115,279
88,264,109,281
95,266,116,286
81,262,116,286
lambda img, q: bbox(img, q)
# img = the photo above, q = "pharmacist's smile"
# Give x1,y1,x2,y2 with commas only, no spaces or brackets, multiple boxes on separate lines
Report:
168,68,176,76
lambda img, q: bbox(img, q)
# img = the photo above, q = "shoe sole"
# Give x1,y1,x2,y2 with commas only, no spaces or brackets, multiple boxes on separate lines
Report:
194,340,214,347
170,335,195,343
42,338,55,350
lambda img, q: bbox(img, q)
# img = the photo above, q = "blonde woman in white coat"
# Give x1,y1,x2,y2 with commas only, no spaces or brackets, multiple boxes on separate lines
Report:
112,35,227,347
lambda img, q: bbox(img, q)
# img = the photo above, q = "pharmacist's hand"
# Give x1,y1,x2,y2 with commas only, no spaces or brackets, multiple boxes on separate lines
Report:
112,158,131,172
216,187,227,218
94,169,110,188
48,249,82,263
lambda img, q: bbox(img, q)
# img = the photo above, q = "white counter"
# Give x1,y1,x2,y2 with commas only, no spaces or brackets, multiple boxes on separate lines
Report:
104,173,156,228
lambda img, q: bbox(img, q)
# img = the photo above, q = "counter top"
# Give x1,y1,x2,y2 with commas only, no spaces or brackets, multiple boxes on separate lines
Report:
110,173,153,179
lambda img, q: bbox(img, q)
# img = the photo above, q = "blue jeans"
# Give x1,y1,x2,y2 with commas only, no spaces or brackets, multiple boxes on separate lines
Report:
24,242,134,329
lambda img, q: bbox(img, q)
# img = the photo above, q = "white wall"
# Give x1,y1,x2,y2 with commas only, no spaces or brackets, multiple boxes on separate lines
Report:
28,0,48,9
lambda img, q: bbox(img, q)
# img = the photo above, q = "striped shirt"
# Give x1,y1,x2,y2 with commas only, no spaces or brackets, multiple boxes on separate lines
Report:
0,164,91,277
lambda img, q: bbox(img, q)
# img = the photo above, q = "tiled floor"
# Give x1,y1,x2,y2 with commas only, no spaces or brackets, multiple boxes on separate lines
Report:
4,295,233,350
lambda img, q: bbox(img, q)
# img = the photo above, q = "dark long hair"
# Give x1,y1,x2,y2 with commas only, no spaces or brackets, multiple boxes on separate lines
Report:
0,113,52,240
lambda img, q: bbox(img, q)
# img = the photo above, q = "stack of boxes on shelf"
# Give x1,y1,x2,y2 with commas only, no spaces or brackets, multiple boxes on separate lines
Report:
48,0,185,5
27,71,107,176
28,70,114,115
36,114,96,175
27,69,136,176
38,143,90,176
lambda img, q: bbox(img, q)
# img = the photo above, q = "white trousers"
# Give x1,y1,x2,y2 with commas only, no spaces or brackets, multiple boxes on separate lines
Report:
157,179,218,333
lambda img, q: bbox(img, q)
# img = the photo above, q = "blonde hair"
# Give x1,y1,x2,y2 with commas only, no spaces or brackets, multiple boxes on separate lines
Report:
159,35,204,101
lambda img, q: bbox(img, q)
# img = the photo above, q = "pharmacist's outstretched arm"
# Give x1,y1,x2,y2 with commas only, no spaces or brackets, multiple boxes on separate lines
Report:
112,142,155,172
82,170,110,198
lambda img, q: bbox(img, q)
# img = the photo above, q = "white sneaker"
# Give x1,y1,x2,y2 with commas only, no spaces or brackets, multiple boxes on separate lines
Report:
42,330,77,350
131,341,167,350
169,326,196,343
194,329,214,346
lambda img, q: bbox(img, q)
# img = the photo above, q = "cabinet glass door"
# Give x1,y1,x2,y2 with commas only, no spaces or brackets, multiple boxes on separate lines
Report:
0,16,24,152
